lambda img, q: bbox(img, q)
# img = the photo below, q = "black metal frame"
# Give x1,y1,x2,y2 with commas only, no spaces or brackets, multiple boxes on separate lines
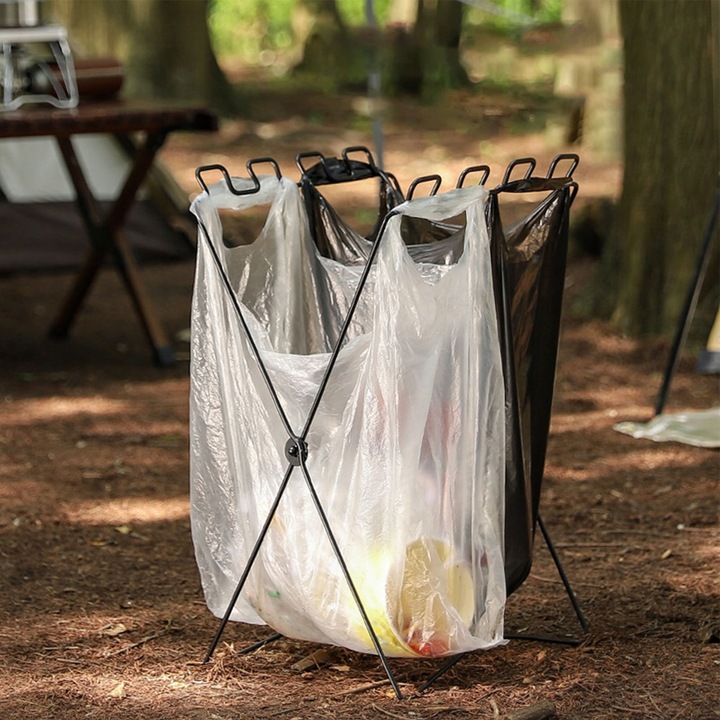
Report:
192,149,588,697
654,185,720,415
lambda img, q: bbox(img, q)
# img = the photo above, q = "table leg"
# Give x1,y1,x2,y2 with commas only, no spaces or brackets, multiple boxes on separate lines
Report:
51,133,177,366
48,245,104,339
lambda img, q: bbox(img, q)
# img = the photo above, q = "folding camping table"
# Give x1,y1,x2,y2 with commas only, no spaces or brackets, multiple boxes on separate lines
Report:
0,101,218,365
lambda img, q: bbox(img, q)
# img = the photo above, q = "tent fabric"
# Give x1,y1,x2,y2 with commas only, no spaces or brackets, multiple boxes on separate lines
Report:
0,200,193,272
0,135,194,272
189,176,508,658
0,136,131,202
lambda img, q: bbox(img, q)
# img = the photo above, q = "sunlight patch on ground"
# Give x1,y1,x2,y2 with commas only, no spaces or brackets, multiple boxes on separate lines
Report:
599,447,715,473
550,411,615,433
62,496,190,526
550,404,648,433
546,443,713,484
0,396,129,427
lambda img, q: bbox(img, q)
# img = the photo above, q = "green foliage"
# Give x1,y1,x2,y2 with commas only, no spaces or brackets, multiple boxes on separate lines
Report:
207,0,564,86
209,0,392,63
465,0,563,35
208,0,296,61
337,0,391,25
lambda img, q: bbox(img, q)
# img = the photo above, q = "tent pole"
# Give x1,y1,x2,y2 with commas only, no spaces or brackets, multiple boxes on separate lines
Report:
653,186,720,417
365,0,384,169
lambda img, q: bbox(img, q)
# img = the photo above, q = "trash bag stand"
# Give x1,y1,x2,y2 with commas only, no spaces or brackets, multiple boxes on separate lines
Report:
193,151,588,697
194,177,407,696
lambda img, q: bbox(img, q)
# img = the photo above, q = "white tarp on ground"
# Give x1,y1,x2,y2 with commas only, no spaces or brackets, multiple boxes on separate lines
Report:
614,407,720,448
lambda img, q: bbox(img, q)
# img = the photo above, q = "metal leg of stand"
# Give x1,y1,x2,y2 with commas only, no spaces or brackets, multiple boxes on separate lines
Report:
417,654,465,693
418,513,590,693
201,454,403,699
202,464,296,664
297,455,403,700
537,513,589,634
504,632,582,647
238,632,283,656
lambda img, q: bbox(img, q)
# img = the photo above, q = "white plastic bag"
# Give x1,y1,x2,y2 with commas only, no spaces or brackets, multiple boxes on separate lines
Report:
189,175,507,657
614,407,720,448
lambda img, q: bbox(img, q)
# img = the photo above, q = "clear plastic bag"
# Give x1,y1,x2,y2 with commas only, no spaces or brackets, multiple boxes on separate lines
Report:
189,175,507,657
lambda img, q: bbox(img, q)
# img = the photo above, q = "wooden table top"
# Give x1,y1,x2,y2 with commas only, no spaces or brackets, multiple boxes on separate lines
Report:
0,100,218,138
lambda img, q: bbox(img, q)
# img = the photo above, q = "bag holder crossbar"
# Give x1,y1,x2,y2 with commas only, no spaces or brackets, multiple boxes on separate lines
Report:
193,148,587,697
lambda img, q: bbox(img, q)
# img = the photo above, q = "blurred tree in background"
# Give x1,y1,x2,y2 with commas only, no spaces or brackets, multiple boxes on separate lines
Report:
46,0,717,341
589,0,719,340
49,0,563,104
50,0,239,112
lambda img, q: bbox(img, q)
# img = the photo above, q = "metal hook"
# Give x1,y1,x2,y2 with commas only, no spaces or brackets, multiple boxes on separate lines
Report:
568,181,579,206
547,153,580,179
341,145,377,176
407,174,442,200
295,150,327,177
456,164,491,188
195,157,282,197
247,156,282,183
501,157,536,186
385,171,404,197
195,163,235,195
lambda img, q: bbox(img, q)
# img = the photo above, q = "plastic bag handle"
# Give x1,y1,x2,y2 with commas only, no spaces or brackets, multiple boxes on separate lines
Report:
456,164,491,189
407,174,442,200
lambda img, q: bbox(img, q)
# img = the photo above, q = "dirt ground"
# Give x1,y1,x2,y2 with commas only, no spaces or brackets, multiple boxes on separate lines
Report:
0,83,718,719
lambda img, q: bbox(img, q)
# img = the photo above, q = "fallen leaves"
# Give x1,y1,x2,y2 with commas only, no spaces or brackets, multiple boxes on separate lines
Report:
99,623,128,637
108,681,127,699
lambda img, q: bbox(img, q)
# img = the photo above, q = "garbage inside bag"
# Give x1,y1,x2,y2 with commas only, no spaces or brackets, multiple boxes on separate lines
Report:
189,175,507,657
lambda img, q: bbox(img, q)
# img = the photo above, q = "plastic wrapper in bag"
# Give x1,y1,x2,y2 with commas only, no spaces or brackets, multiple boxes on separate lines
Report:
189,175,507,657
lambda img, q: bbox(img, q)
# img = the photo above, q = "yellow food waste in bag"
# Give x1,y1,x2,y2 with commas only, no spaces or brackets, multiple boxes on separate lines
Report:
350,538,474,657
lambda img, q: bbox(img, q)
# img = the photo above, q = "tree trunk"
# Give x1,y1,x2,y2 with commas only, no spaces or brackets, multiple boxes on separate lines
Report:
294,0,468,97
293,0,364,88
49,0,237,113
386,0,468,98
591,0,719,340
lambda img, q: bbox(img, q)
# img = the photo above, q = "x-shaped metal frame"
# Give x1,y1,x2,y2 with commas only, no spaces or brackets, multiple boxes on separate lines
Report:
195,198,405,697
